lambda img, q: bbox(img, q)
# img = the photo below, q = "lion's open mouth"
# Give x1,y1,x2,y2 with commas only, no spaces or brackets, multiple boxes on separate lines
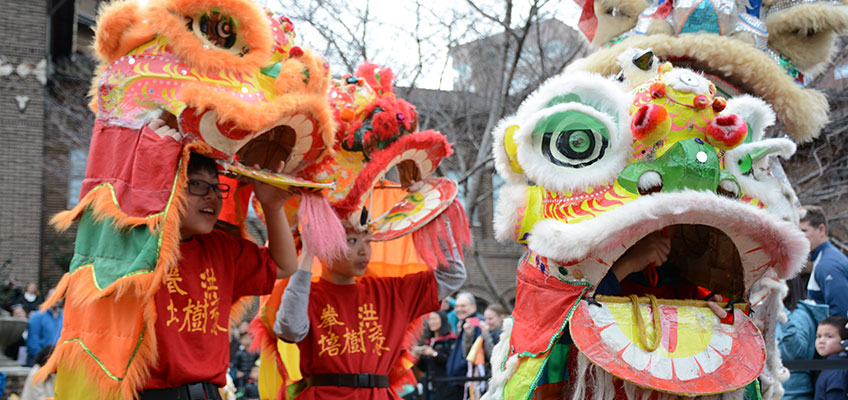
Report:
613,224,745,301
235,124,296,171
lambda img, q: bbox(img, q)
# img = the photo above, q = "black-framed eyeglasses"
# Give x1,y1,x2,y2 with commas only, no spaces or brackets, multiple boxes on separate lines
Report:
187,179,230,199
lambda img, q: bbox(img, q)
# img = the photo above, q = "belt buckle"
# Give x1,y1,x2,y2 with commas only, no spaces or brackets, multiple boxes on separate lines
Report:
186,382,206,400
356,373,370,388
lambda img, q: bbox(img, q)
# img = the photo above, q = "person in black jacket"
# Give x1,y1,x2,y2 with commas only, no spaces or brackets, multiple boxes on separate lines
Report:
414,311,463,400
230,333,259,391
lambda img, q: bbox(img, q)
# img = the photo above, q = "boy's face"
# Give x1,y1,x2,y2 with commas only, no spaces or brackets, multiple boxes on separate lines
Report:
815,324,844,357
326,231,372,278
180,169,223,240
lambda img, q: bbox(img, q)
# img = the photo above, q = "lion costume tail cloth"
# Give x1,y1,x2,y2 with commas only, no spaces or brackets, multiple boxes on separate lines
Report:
37,1,346,398
249,63,472,399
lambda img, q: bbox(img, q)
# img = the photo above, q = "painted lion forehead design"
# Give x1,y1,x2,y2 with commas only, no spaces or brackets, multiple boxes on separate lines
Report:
488,61,808,398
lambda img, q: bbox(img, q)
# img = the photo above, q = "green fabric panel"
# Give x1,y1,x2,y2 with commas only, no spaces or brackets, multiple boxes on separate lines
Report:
546,343,570,384
70,211,159,289
743,379,762,400
503,355,547,400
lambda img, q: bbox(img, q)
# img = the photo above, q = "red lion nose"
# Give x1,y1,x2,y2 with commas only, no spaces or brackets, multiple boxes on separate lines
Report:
631,104,670,144
706,114,748,150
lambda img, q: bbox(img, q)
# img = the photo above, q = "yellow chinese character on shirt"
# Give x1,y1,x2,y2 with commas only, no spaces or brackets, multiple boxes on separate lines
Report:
318,331,341,357
366,324,390,355
165,298,180,327
358,303,378,322
342,327,366,355
165,267,188,295
201,268,227,334
179,298,209,333
318,304,344,330
357,303,390,355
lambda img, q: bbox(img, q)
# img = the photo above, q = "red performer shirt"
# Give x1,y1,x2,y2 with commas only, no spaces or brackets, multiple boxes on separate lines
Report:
144,230,277,389
296,271,440,399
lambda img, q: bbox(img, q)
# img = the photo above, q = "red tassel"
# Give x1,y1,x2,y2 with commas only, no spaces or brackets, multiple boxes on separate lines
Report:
412,200,472,269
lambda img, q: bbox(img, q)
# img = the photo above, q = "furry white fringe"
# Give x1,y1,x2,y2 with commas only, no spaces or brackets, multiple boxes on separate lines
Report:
484,317,762,400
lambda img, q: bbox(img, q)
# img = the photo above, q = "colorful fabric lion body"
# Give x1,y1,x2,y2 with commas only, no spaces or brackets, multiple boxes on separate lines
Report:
484,0,848,398
39,1,340,399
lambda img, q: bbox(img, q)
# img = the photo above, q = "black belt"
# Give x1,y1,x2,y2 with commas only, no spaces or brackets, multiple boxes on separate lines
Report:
139,382,222,400
308,373,390,388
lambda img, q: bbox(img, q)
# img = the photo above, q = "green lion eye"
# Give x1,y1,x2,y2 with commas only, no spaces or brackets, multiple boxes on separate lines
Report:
533,111,609,168
567,131,591,153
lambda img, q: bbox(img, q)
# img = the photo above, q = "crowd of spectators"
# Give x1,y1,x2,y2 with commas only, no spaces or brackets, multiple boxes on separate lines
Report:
411,292,508,400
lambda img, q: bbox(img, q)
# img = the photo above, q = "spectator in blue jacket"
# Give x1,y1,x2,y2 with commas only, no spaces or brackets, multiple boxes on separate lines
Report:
26,288,62,367
778,276,830,400
802,206,848,317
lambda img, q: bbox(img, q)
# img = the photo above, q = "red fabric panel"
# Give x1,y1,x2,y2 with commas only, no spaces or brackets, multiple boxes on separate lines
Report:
81,121,182,218
510,255,588,356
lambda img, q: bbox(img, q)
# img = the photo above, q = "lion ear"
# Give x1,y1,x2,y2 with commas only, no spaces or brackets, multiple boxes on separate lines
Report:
492,118,526,184
764,2,848,76
93,1,155,64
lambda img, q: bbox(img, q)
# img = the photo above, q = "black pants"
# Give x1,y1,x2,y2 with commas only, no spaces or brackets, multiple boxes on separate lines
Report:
139,382,222,400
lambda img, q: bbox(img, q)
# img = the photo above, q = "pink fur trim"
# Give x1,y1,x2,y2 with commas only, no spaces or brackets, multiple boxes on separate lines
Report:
298,191,346,260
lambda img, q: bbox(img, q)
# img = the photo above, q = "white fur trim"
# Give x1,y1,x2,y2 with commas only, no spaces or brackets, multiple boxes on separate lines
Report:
721,95,776,142
513,102,629,193
494,72,633,193
725,138,799,223
493,184,529,242
526,190,809,280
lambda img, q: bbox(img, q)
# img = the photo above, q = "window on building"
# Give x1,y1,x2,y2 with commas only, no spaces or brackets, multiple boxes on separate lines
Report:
67,149,88,209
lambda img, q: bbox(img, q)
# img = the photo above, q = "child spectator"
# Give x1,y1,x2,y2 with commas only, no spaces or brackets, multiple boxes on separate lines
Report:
413,311,462,400
274,224,466,399
814,316,848,400
138,150,299,398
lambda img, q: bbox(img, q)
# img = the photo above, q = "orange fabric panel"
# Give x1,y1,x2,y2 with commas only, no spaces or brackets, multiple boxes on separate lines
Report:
59,268,147,380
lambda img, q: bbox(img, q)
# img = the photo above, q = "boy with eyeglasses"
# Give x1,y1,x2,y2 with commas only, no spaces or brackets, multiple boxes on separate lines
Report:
139,138,298,399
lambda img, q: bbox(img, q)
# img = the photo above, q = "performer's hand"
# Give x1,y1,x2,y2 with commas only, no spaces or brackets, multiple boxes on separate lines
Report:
148,118,182,141
706,294,728,319
408,180,424,193
610,230,671,281
252,161,294,212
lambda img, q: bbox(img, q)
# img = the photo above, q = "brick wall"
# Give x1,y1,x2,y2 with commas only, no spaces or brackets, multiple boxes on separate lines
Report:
0,0,48,286
459,228,525,310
